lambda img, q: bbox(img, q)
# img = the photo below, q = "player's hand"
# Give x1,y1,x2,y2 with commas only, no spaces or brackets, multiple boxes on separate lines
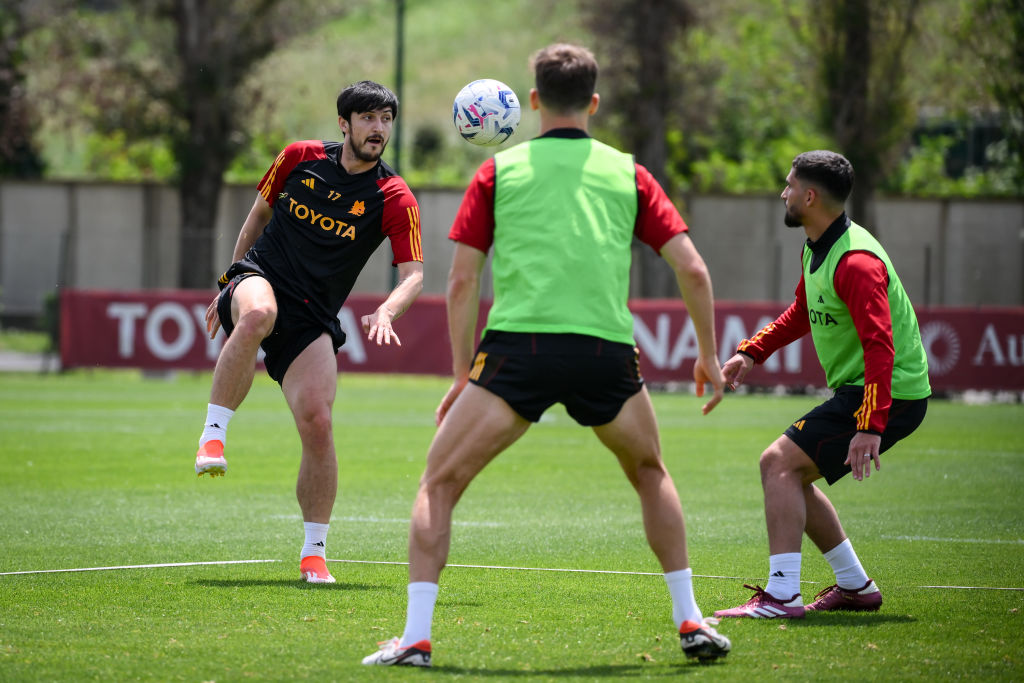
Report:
845,431,882,482
722,353,754,390
693,354,725,415
205,296,221,339
362,305,401,347
435,376,468,426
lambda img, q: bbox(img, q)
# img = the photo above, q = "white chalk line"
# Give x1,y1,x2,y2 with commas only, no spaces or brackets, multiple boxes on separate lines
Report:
0,559,279,576
2,557,1022,591
881,535,1024,545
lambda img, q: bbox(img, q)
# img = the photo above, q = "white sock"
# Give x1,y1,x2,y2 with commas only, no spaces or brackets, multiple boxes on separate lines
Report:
401,582,439,646
199,404,234,446
764,552,803,603
823,539,870,589
664,568,702,628
300,521,329,559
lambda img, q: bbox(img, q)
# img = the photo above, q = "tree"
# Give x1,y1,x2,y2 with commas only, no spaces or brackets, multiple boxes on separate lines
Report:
35,0,347,288
960,0,1024,193
582,0,698,296
0,2,44,178
806,0,924,228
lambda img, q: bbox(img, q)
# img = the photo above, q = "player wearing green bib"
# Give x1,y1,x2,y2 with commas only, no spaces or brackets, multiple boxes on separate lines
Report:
364,43,731,668
715,151,929,620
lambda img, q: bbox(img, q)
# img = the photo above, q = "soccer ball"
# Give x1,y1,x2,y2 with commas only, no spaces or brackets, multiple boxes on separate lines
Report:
452,79,521,146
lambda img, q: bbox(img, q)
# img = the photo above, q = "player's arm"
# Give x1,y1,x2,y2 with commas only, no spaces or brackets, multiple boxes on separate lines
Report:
231,196,273,262
836,251,894,481
361,260,424,347
724,274,811,389
205,195,273,338
436,159,494,425
633,162,724,414
435,243,486,425
660,233,724,415
364,179,425,346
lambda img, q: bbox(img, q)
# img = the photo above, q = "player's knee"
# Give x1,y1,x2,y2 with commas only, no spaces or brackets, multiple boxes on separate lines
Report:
295,405,333,447
760,443,813,482
419,464,470,505
634,456,668,483
235,304,276,339
759,445,787,479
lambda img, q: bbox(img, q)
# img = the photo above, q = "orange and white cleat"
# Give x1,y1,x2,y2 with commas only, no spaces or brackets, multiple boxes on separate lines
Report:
195,440,227,477
300,555,336,584
362,637,431,667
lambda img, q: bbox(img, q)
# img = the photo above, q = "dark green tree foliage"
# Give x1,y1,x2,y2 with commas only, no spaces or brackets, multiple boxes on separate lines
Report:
810,0,922,227
582,0,697,296
40,0,343,288
962,0,1024,193
0,2,44,178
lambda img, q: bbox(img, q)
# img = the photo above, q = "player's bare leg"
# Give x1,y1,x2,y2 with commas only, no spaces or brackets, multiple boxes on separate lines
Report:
384,384,530,660
210,276,277,410
282,334,339,583
196,276,277,477
802,480,881,611
593,386,729,660
715,436,818,619
593,387,687,572
759,435,818,555
408,384,530,584
802,482,847,553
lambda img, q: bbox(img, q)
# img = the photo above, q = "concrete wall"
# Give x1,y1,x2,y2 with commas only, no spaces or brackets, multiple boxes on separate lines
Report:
1,180,1021,322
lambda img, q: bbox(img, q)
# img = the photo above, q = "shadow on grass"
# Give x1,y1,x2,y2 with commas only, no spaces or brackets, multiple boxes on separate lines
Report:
191,578,375,591
437,661,725,677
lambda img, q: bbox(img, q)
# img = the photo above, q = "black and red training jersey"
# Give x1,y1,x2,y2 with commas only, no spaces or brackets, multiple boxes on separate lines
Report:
246,140,422,323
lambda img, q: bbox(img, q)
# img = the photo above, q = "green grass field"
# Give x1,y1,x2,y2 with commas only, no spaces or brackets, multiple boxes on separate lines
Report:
1,370,1022,681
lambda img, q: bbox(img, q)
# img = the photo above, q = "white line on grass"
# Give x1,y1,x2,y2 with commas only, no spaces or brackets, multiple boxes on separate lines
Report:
882,535,1024,545
0,559,280,576
325,559,1024,591
3,558,1022,591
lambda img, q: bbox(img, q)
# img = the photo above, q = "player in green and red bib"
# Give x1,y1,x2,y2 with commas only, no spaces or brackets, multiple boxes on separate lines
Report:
715,150,930,619
193,80,424,586
364,43,730,668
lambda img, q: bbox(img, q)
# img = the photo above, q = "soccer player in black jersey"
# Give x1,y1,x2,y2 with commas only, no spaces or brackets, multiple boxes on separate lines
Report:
193,81,424,585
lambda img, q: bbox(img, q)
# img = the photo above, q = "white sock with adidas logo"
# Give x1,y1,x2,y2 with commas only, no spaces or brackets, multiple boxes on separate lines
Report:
199,403,234,447
764,552,803,603
301,521,329,559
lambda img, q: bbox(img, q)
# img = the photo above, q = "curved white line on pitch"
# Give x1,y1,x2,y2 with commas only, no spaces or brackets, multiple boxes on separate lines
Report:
3,558,1022,590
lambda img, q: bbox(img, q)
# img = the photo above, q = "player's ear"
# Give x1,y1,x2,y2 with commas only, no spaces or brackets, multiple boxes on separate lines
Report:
529,88,540,111
588,93,599,116
338,116,349,136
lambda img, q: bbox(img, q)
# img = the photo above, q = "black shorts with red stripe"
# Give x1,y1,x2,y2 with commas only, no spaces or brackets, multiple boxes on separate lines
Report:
784,385,928,485
468,331,644,426
216,260,346,384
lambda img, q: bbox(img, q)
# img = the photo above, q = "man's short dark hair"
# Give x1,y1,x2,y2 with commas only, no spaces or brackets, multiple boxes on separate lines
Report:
530,43,598,114
791,150,854,204
336,80,399,120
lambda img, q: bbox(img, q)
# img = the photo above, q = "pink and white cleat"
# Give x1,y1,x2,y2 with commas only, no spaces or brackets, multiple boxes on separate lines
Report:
714,584,805,619
806,579,882,612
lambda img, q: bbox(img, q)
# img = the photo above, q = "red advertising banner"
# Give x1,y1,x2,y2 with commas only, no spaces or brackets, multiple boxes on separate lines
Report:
60,289,1024,392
